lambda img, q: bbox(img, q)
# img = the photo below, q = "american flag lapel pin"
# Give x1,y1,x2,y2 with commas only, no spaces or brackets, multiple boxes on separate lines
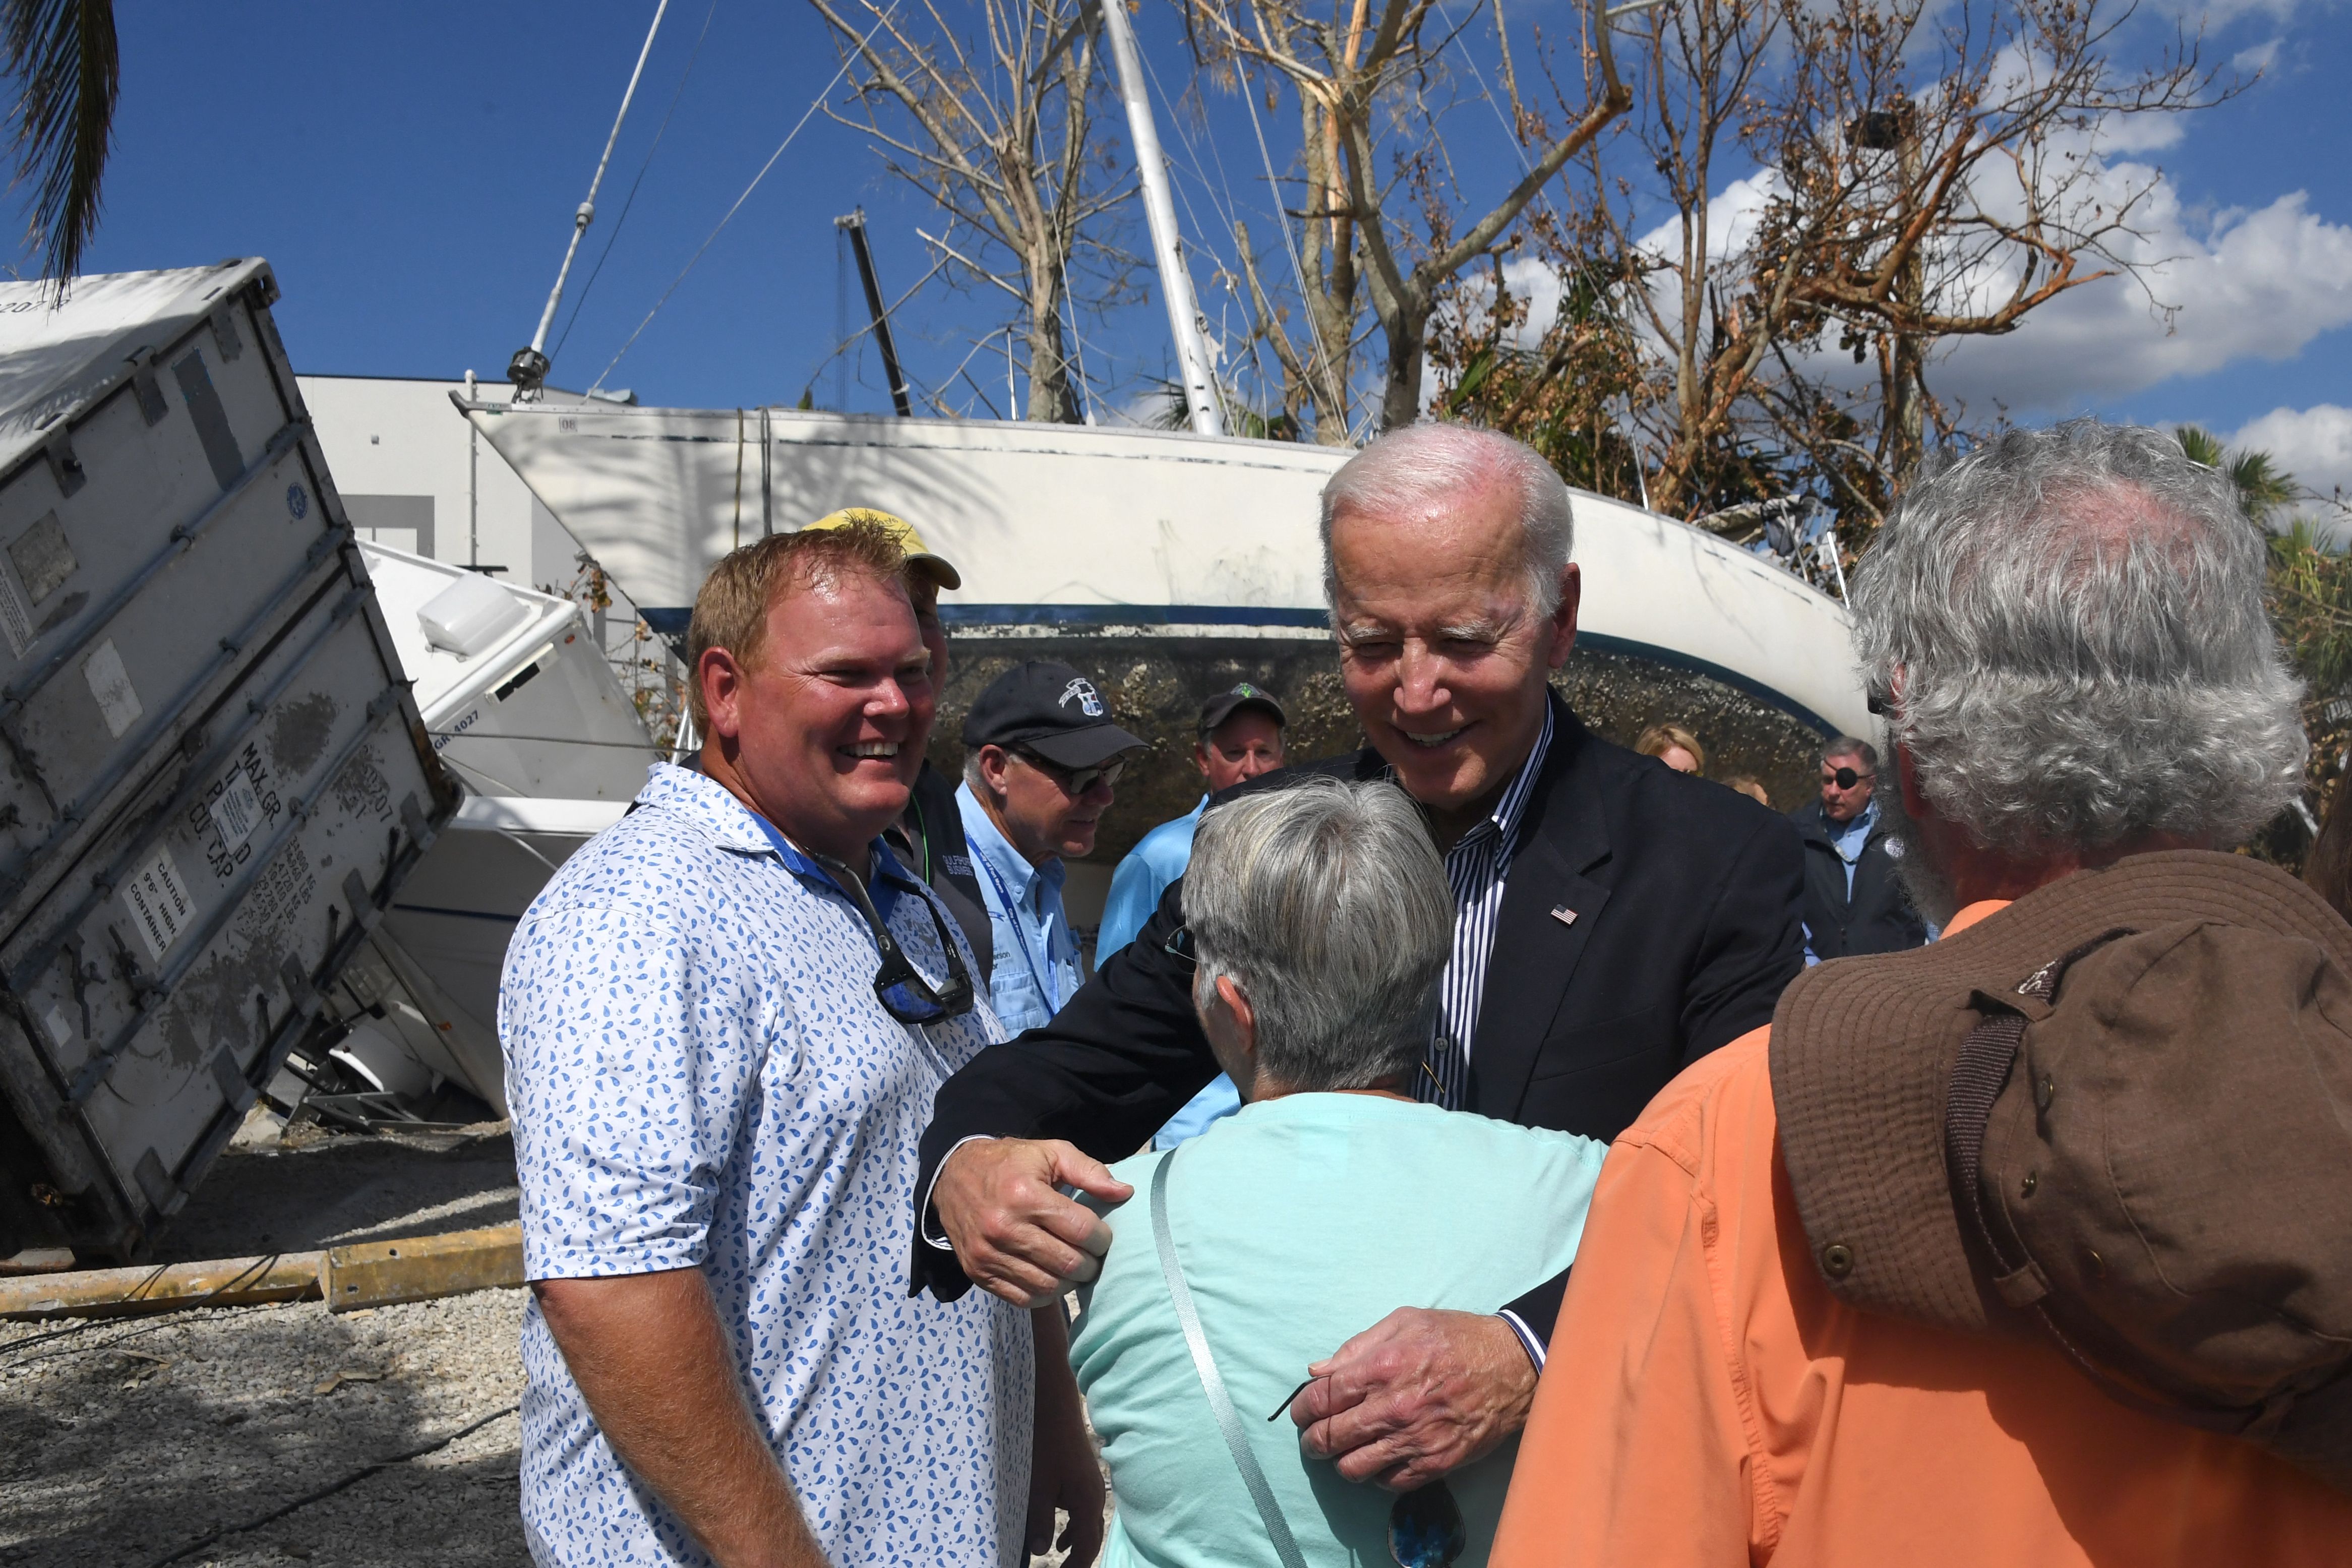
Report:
1550,905,1578,926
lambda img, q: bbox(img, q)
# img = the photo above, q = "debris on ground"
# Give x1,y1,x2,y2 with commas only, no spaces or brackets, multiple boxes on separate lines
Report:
152,1115,518,1266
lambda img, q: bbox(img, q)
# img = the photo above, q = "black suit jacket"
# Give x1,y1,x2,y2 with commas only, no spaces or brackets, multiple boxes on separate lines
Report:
912,694,1804,1332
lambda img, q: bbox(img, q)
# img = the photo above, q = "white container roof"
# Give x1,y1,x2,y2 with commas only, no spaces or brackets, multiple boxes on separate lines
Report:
0,260,277,481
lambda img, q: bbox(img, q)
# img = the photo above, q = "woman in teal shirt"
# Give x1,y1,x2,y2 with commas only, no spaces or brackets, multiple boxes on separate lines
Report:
1069,778,1606,1567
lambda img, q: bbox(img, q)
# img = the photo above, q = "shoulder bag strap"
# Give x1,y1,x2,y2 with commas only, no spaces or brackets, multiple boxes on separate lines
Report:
1151,1151,1311,1568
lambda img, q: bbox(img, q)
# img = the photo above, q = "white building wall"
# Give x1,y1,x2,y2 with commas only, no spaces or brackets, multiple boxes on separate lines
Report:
298,374,577,593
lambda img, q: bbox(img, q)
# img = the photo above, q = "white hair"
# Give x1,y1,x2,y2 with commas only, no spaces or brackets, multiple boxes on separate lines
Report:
1851,418,2305,853
1183,777,1452,1091
1318,423,1576,617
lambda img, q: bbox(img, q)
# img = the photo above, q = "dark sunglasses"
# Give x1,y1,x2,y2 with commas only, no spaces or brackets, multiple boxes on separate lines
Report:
1269,1376,1465,1566
808,851,976,1025
1826,765,1875,789
1015,747,1127,797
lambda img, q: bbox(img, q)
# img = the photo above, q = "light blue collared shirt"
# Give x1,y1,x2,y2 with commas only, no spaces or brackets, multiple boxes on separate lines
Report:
1097,796,1206,962
1098,795,1244,1149
1830,797,1880,896
957,781,1084,1037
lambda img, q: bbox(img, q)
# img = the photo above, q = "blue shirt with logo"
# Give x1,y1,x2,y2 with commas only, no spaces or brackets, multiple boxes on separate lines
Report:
956,780,1084,1037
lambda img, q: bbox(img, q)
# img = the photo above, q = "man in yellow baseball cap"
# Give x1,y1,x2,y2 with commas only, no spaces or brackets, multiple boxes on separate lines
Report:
800,509,991,979
803,507,962,590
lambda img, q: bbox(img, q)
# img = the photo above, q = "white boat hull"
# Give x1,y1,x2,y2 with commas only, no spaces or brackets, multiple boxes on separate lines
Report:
459,403,1872,741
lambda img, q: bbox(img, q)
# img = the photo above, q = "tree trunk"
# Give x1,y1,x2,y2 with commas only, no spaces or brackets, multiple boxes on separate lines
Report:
1025,266,1083,424
1377,291,1427,432
1306,279,1357,444
1887,327,1924,481
1884,130,1927,483
1298,96,1359,444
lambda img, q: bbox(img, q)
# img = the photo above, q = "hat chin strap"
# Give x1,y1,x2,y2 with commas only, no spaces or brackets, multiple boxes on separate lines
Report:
1943,926,2292,1440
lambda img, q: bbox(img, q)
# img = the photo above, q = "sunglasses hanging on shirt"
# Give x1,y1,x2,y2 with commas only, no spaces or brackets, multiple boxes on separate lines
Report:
807,850,976,1026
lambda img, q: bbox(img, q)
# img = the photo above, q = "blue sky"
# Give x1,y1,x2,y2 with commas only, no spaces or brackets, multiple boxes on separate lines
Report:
31,1,2352,489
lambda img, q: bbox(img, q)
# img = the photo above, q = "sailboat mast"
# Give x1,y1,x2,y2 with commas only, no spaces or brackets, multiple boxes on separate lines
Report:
1095,0,1224,438
835,210,914,417
509,0,671,398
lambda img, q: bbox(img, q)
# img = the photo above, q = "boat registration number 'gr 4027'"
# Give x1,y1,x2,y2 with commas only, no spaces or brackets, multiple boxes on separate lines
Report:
433,706,481,752
123,846,194,963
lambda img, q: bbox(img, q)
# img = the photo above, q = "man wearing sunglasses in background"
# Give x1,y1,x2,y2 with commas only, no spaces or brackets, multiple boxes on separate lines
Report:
957,659,1146,1035
502,521,1101,1568
1791,737,1927,962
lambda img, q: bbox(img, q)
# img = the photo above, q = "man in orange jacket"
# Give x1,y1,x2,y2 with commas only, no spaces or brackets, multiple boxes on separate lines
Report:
1493,420,2352,1566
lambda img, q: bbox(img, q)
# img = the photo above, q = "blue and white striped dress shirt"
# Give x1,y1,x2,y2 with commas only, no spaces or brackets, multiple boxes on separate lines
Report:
1414,701,1557,1112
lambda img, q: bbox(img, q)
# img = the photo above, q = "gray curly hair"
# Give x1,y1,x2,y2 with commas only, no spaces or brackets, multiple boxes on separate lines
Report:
1183,777,1452,1092
1851,419,2305,854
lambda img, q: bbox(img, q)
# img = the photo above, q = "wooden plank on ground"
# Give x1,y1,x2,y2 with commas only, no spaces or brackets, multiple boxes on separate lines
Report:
321,1223,523,1313
0,1251,324,1320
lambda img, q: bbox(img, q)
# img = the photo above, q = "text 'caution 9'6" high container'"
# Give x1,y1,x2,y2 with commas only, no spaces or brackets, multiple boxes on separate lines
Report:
0,260,458,1261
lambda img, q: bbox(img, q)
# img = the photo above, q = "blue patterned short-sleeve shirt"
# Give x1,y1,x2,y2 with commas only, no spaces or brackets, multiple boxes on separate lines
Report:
503,764,1034,1567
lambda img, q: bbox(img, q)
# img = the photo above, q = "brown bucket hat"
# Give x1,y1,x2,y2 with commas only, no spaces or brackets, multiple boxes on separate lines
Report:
1771,849,2352,1491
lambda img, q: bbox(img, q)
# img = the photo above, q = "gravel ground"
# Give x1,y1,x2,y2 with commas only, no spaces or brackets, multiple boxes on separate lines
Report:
0,1286,529,1568
4,1121,1102,1567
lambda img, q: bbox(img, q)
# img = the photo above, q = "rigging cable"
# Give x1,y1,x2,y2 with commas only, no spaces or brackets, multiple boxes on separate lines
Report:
1236,59,1352,432
1432,0,1657,487
551,0,722,365
1137,41,1338,428
590,4,901,393
1135,45,1259,399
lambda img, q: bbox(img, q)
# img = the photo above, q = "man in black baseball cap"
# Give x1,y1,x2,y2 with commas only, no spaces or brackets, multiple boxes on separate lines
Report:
956,661,1145,1038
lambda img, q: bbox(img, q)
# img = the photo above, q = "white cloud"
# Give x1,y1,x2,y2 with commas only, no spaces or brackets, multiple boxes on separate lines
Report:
2232,403,2352,500
1441,72,2352,432
2091,108,2190,154
2233,36,2284,73
1932,184,2352,415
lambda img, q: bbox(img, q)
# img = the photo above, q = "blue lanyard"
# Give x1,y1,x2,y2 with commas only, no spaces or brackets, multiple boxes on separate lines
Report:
747,817,901,926
975,847,1062,1013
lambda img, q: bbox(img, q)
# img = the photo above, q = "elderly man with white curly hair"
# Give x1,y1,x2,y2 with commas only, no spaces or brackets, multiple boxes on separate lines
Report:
1493,420,2352,1566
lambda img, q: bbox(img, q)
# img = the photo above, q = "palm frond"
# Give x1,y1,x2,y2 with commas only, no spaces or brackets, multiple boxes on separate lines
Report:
2174,424,2226,469
5,0,117,291
2178,423,2301,527
2229,450,2299,526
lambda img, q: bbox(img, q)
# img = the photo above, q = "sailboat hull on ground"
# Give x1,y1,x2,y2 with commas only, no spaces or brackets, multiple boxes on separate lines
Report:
293,545,658,1119
460,403,1871,829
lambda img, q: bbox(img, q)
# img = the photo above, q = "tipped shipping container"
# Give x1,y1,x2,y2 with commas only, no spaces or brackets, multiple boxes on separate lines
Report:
0,261,458,1261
